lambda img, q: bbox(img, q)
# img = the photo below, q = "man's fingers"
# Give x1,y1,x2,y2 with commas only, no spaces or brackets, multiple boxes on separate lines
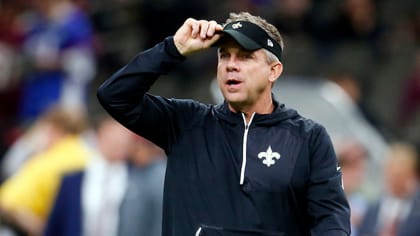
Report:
190,18,223,39
207,20,222,37
191,20,200,38
199,20,210,39
175,18,223,55
185,19,222,39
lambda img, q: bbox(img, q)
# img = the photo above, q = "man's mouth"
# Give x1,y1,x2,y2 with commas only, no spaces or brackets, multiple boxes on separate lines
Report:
226,79,241,85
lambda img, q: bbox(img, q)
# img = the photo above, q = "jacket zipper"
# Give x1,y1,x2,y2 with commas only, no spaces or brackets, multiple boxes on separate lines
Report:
240,112,255,185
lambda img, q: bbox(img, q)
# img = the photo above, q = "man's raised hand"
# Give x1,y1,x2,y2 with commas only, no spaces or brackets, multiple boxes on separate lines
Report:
174,18,223,56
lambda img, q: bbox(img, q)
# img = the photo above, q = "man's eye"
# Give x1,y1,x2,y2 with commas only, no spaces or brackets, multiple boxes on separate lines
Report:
219,53,229,59
239,53,253,59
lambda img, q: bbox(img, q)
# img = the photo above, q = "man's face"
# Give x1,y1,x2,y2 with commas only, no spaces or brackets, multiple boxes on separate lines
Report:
217,39,277,111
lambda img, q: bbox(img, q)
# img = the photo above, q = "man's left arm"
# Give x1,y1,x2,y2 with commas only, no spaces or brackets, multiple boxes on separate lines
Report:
306,125,351,236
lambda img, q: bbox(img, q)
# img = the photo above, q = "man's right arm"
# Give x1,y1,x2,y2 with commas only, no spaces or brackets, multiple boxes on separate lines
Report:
96,37,185,148
97,18,222,148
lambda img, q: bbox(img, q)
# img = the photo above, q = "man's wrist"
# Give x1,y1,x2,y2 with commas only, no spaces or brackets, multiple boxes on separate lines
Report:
166,36,186,59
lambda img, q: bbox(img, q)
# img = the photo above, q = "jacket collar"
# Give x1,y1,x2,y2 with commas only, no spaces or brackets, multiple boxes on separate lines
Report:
214,96,299,126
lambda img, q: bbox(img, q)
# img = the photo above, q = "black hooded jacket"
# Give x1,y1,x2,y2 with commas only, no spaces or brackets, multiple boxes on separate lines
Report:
97,37,350,236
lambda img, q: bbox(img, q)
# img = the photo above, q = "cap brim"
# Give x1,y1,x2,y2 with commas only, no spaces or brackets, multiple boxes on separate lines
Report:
214,30,261,51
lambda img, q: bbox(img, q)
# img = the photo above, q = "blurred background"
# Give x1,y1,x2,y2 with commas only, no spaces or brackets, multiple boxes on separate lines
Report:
0,0,419,235
0,0,419,148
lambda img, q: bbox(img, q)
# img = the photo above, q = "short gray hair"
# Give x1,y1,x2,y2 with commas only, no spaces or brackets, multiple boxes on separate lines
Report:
264,49,280,64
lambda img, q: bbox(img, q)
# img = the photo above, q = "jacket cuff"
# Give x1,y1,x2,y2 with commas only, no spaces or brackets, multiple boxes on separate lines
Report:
165,36,186,60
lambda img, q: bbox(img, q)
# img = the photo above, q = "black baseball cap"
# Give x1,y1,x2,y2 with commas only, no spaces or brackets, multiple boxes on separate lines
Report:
215,21,282,61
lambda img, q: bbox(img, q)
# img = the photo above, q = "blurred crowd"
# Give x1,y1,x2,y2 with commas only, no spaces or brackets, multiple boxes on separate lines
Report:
0,0,419,235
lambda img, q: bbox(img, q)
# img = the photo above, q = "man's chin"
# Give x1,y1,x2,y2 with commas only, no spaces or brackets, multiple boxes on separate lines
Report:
225,96,245,105
225,99,249,112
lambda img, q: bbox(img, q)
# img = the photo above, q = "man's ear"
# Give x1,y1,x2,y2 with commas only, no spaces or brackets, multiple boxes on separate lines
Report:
269,62,283,83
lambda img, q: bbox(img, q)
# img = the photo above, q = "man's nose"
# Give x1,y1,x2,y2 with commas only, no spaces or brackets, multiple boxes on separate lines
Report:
226,56,239,71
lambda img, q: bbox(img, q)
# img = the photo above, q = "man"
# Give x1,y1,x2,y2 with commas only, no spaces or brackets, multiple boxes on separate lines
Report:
0,106,91,235
118,136,166,236
358,142,420,236
97,12,350,236
44,116,166,236
336,140,369,236
43,116,135,236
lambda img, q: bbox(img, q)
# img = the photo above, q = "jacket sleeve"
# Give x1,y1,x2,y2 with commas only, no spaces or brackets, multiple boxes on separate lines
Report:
96,37,186,150
306,125,351,236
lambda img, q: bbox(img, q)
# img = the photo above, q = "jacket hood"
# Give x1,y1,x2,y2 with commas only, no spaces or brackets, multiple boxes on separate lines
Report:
214,97,300,126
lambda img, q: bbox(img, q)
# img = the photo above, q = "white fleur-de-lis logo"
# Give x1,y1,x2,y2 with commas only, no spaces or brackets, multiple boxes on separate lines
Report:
232,22,242,29
258,146,281,167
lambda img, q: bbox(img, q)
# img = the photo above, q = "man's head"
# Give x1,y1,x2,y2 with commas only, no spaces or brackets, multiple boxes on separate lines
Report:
96,116,135,163
33,106,88,150
384,142,419,199
336,140,368,195
216,12,284,113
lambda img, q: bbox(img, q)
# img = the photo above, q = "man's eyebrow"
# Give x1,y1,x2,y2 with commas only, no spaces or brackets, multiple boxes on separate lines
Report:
218,47,227,52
